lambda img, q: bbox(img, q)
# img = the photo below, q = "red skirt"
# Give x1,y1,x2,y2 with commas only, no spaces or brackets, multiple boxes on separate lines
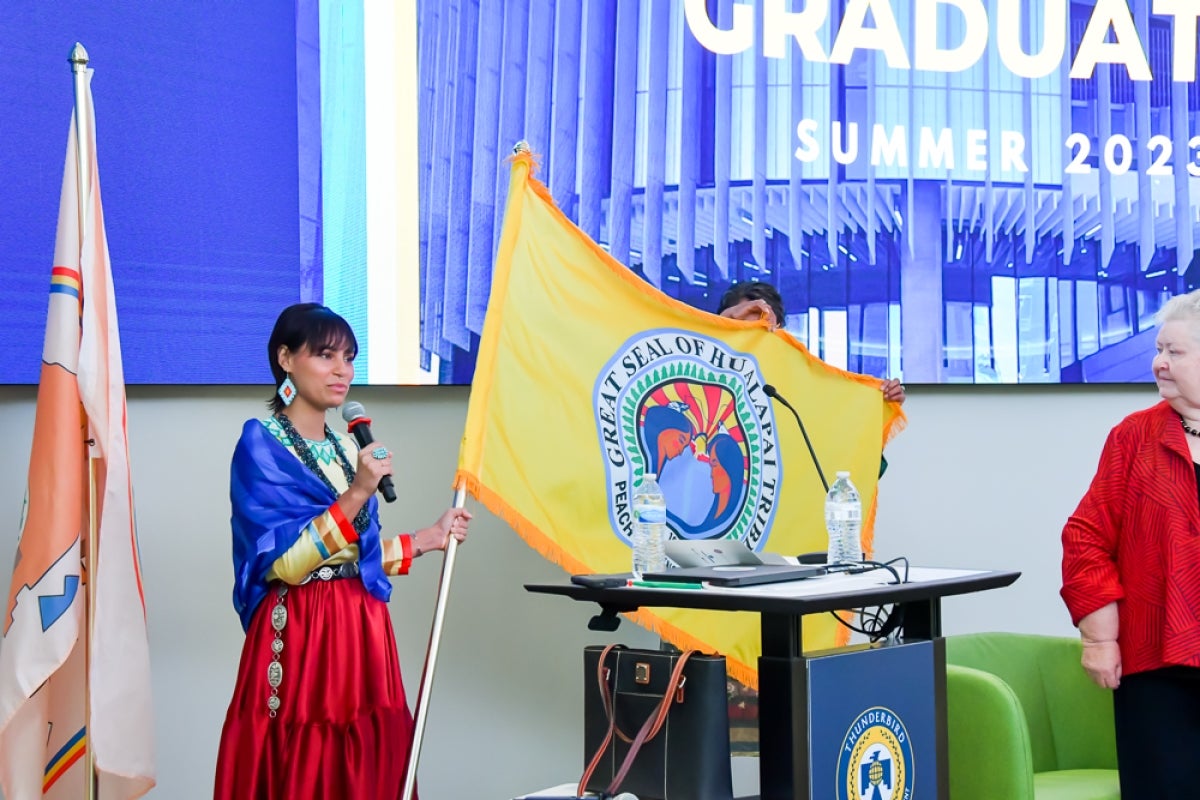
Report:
213,578,417,800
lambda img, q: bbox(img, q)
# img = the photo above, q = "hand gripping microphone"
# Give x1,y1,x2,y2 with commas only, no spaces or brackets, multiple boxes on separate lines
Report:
340,401,397,503
762,384,829,493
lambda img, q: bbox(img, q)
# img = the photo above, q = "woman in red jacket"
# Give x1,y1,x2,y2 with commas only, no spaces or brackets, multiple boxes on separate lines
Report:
1062,289,1200,800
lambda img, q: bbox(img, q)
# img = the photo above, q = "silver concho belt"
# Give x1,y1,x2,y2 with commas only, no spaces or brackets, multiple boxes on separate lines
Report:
301,561,361,584
267,562,361,716
267,584,287,717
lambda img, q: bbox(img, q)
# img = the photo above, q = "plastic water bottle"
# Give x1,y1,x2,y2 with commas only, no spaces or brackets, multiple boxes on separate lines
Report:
631,473,668,579
825,471,863,566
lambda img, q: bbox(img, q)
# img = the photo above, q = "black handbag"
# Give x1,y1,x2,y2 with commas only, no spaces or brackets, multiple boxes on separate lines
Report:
579,644,733,800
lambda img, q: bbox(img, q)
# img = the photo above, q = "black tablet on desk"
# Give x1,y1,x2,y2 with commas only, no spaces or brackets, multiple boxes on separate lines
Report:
640,564,827,587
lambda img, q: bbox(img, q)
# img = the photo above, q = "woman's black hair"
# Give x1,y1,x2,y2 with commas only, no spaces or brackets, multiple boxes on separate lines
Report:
266,303,358,414
717,281,786,325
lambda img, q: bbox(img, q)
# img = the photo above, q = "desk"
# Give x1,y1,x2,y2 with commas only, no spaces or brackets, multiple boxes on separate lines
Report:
527,566,1019,800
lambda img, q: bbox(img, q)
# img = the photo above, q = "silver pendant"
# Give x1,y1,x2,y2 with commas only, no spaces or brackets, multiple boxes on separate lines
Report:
317,565,334,581
267,661,283,688
267,696,281,712
271,639,284,655
271,604,287,632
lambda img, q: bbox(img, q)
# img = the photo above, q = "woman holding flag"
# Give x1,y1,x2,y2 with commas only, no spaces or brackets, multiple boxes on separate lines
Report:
213,303,470,799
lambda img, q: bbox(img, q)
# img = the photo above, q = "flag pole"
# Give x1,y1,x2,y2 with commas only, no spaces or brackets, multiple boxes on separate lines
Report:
403,140,528,799
400,487,466,800
68,41,98,800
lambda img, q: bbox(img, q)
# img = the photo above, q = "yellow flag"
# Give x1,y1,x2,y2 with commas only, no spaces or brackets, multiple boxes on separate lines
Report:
456,152,905,686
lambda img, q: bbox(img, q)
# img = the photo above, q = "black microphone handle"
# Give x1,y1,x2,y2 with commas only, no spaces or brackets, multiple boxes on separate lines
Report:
348,423,398,503
765,388,830,494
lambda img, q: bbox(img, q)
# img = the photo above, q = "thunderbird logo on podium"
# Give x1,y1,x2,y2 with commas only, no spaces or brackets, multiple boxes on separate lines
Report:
838,706,915,800
810,642,932,800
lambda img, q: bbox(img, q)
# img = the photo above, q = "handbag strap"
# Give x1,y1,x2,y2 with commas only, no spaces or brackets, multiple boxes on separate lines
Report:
577,644,622,797
604,652,700,796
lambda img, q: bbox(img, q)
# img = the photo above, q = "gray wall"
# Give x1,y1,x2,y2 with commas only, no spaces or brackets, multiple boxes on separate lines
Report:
0,383,1152,798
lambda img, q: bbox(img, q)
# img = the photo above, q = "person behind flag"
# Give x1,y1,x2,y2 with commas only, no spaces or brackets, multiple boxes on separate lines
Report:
1061,288,1200,800
717,280,903,484
213,303,471,799
716,280,906,405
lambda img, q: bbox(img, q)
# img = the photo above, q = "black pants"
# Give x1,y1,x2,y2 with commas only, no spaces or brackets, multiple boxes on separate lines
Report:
1113,666,1200,800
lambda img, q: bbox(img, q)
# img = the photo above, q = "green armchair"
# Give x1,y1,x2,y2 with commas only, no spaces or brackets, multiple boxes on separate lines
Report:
945,632,1119,800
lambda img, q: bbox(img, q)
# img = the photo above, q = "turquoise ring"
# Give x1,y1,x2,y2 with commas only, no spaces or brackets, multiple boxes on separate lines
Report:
371,446,389,460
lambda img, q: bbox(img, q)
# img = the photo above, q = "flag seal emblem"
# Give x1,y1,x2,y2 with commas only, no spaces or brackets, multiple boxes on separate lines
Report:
837,706,915,800
595,329,781,547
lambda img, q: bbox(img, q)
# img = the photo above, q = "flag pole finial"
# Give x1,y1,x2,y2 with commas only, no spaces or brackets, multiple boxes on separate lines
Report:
512,140,530,155
69,42,89,70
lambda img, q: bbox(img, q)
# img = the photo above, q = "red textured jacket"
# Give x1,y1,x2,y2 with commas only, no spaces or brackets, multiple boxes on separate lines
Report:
1061,401,1200,675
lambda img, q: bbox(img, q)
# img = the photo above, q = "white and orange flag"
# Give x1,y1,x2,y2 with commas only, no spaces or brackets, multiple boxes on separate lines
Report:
0,69,155,799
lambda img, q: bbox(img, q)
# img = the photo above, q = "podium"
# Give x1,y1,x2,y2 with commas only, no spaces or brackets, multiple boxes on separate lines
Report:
526,566,1019,800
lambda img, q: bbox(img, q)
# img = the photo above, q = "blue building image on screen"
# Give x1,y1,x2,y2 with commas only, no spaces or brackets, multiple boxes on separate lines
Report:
416,0,1200,384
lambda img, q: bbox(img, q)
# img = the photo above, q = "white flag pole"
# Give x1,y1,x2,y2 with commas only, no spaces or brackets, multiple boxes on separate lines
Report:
68,41,98,800
401,487,466,800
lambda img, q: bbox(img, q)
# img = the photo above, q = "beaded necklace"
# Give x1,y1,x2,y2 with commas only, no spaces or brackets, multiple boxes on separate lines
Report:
1182,416,1200,439
274,413,370,535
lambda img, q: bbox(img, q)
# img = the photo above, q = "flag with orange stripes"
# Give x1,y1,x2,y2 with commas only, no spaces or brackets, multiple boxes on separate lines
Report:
0,69,155,800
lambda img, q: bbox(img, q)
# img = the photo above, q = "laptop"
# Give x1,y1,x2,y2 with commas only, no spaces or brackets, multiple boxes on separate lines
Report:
641,564,827,587
665,539,792,568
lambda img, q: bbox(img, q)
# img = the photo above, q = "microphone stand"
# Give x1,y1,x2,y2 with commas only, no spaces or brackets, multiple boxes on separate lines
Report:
763,384,829,493
401,487,466,800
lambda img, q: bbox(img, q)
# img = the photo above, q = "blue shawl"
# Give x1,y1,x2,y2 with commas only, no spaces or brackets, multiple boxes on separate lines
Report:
229,419,392,630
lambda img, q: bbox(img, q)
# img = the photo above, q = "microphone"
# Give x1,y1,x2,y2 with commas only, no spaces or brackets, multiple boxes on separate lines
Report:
340,401,397,503
763,384,829,493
